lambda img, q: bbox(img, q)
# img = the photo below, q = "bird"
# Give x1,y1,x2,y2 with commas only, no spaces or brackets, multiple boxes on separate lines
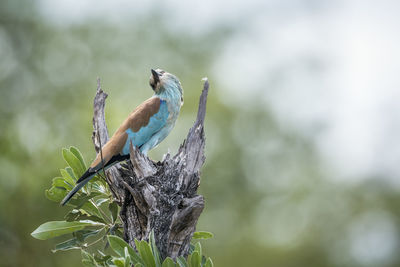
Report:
61,69,184,206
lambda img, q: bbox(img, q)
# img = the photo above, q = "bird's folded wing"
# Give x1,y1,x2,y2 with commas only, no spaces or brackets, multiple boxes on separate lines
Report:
88,97,169,171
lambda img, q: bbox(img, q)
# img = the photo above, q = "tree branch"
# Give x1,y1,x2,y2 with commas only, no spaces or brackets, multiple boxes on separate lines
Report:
91,78,125,205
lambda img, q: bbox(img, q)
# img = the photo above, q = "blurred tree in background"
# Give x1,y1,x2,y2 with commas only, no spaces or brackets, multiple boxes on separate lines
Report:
1,0,400,267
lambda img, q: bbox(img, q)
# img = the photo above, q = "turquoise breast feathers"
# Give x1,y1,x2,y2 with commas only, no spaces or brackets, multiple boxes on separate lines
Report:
122,99,169,154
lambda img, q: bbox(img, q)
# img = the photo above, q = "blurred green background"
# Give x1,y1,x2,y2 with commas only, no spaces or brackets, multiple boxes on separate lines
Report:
1,0,400,266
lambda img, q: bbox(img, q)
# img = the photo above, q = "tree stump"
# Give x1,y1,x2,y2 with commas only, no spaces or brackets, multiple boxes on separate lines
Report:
91,78,209,260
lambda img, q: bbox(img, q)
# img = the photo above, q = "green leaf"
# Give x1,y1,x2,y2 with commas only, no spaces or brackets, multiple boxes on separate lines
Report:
74,229,101,243
176,256,188,267
138,240,156,267
109,202,119,223
60,169,76,185
70,146,87,170
94,253,112,265
65,209,81,221
134,238,141,250
113,258,125,267
52,177,73,190
107,235,129,257
189,244,195,254
65,167,77,181
81,201,102,218
192,231,213,240
45,174,81,203
52,229,101,252
52,238,81,252
45,186,67,202
124,246,132,267
65,209,105,224
162,257,176,267
124,246,130,258
115,228,124,239
107,235,143,265
149,231,161,267
81,250,98,267
204,258,213,267
190,252,201,267
201,256,207,266
194,242,202,259
91,179,107,194
95,197,110,207
68,192,102,208
31,220,103,240
62,148,85,177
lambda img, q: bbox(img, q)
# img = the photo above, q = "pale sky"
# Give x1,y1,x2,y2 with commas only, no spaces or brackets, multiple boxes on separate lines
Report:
39,0,400,185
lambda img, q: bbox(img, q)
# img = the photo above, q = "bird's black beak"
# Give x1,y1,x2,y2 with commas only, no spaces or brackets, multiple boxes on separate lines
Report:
151,69,160,84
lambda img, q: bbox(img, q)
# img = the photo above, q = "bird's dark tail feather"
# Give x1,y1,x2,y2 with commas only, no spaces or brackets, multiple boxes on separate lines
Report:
60,153,130,206
60,171,96,206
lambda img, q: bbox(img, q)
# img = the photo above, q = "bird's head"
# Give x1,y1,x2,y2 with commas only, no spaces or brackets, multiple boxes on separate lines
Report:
149,69,183,102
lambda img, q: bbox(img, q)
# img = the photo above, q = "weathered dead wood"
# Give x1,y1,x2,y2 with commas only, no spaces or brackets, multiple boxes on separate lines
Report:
91,78,209,259
91,78,126,205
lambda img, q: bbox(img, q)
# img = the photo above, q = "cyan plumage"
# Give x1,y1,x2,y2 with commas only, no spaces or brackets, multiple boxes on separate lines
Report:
61,69,183,205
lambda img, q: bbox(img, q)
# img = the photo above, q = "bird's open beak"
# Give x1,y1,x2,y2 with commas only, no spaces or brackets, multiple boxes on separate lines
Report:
151,69,160,84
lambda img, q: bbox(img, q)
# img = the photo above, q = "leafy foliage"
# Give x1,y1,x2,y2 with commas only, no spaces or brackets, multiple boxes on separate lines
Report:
104,235,213,267
31,147,213,266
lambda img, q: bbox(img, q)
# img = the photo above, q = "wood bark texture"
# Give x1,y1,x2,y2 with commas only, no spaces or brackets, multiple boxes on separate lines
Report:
91,78,209,260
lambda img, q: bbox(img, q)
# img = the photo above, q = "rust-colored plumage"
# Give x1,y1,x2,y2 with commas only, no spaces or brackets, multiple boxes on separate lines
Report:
90,97,161,169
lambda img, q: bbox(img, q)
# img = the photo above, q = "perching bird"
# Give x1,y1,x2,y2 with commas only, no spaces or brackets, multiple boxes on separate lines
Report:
61,69,183,206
